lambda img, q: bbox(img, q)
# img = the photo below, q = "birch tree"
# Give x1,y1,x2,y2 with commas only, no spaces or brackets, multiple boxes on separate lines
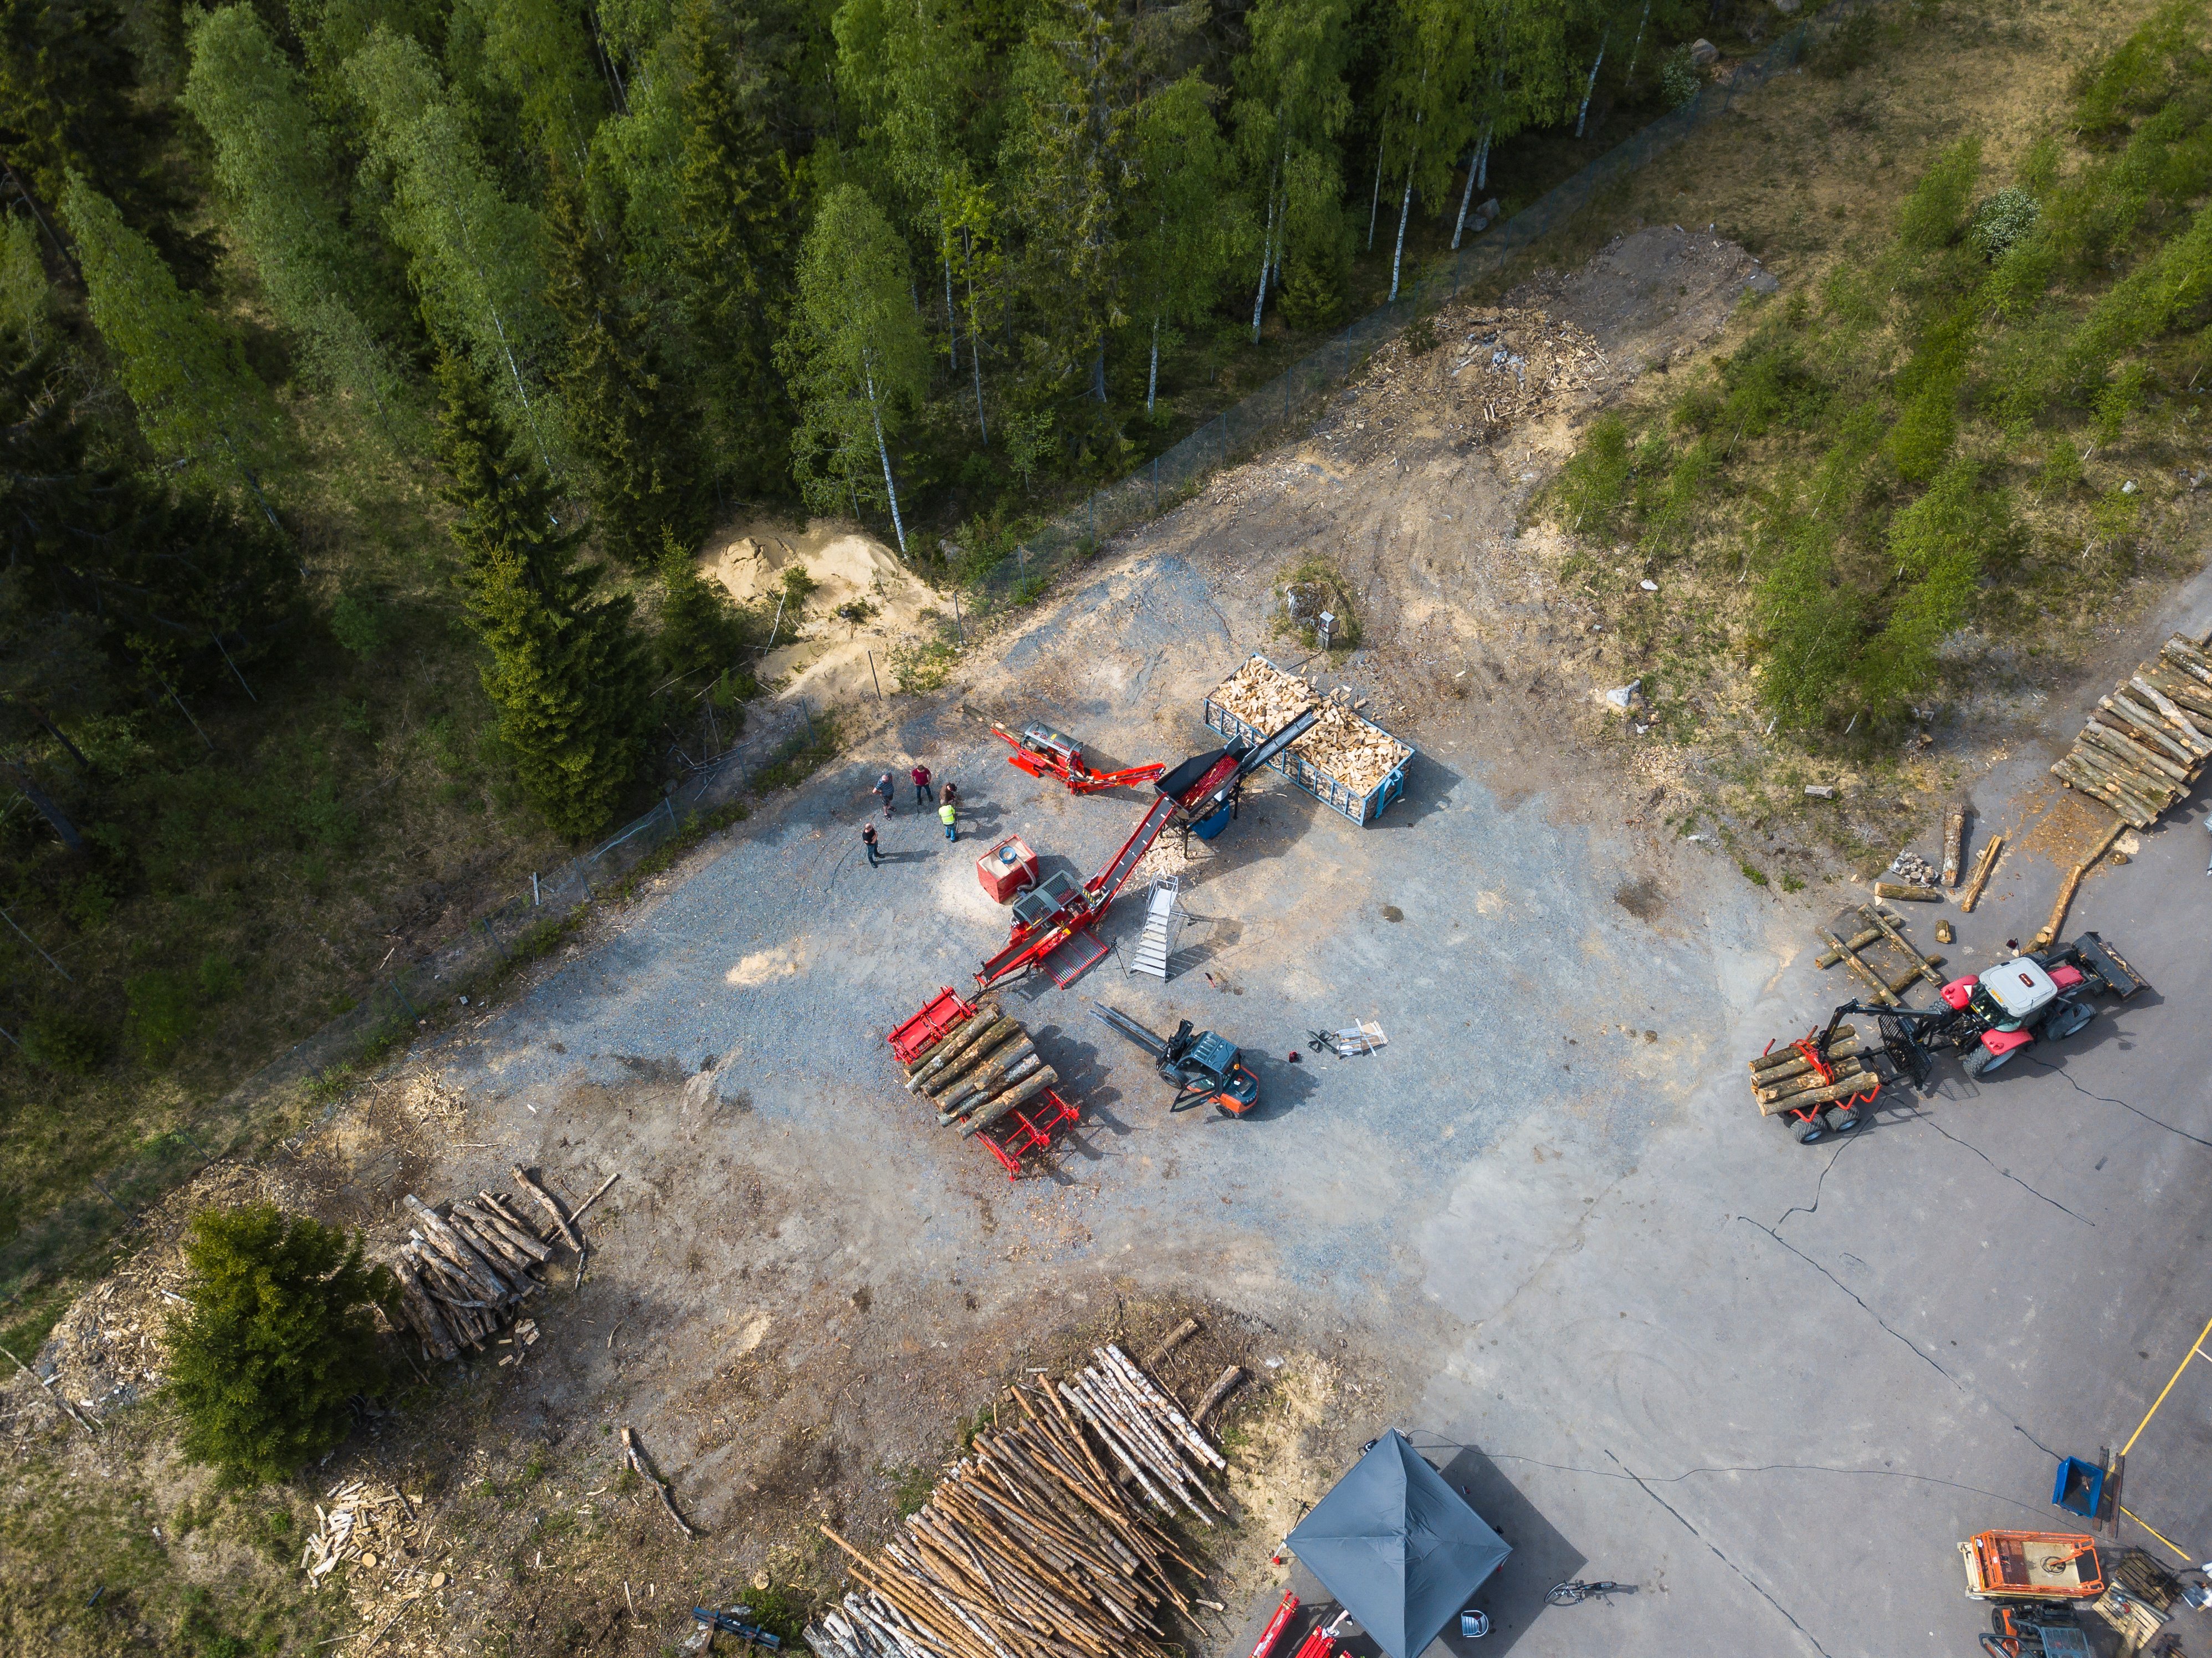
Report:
345,25,563,474
182,6,418,449
777,184,929,554
1129,76,1245,414
1378,0,1481,304
1232,0,1353,339
59,176,286,524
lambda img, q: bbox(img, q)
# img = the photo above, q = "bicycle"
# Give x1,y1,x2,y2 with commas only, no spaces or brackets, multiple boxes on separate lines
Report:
1545,1580,1627,1606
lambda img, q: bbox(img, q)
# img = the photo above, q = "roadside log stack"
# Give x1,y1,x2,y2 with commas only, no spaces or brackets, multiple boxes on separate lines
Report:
809,1345,1223,1658
383,1188,569,1360
2050,630,2212,829
903,1001,1063,1139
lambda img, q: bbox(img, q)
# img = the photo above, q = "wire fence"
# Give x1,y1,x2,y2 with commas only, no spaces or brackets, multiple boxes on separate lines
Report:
0,2,1864,1341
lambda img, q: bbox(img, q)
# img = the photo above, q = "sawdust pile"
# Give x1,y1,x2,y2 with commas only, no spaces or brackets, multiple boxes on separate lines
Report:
1129,833,1210,889
1210,657,1412,795
301,1476,467,1656
398,1071,469,1126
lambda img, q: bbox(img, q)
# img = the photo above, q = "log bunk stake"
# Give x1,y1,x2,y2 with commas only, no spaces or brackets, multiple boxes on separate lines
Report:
806,1345,1230,1658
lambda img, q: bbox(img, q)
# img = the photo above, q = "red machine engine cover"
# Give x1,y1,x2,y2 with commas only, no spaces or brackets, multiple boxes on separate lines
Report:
2049,963,2086,989
1981,1027,2036,1057
1942,976,1977,1011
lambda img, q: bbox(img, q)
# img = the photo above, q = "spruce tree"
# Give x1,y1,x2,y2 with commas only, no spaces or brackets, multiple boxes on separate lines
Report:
165,1203,394,1488
434,350,650,838
545,167,700,569
656,528,750,681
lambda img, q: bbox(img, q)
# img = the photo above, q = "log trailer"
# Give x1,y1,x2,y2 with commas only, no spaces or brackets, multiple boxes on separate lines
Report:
991,721,1166,795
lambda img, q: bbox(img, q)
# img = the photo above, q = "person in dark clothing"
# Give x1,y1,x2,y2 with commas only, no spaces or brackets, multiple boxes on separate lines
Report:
940,780,957,810
862,822,882,866
873,771,895,816
911,764,934,805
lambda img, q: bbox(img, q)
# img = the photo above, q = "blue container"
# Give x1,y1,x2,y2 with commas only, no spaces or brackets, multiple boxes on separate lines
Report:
1192,804,1233,840
1204,656,1413,826
2051,1456,2105,1519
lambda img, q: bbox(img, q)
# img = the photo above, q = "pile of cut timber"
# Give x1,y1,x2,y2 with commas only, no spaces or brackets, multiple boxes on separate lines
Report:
2050,631,2212,828
810,1345,1222,1658
1209,658,1411,795
1747,1026,1885,1115
903,1001,1060,1138
1442,310,1607,430
385,1186,567,1360
301,1479,427,1584
1814,904,1944,1010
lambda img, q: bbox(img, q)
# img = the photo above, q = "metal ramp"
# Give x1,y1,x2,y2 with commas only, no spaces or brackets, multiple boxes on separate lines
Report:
1041,927,1110,987
1125,876,1181,980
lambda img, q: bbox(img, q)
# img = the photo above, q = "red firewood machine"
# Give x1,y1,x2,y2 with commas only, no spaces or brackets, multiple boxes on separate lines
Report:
991,721,1166,795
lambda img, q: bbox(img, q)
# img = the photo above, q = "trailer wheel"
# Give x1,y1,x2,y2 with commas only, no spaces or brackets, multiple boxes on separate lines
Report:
1792,1115,1826,1144
1824,1107,1862,1134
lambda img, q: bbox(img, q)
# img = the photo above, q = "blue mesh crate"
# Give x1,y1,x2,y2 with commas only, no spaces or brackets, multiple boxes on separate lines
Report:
1204,657,1411,826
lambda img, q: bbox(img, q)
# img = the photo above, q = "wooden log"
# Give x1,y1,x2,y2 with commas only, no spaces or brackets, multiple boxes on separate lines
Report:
909,1012,1010,1091
1814,927,1882,968
1863,907,1945,991
1942,804,1965,887
938,1040,1038,1113
961,1068,1060,1136
622,1426,700,1539
2099,694,2198,763
940,1053,1042,1124
2138,662,2212,718
473,1194,555,1260
1756,1057,1873,1106
921,1020,1023,1097
2070,729,2182,799
902,1002,1001,1079
1750,1041,1864,1086
1191,1366,1244,1425
1143,1319,1200,1369
2077,719,2190,784
388,1254,458,1360
1820,931,1899,1007
570,1170,622,1226
1101,1345,1225,1471
402,1196,509,1300
444,1205,532,1272
1759,1071,1882,1115
2159,637,2212,687
2131,676,2212,749
510,1165,582,1253
1959,833,2004,912
2052,756,2160,827
1871,881,1942,902
1750,1026,1856,1075
2031,816,2125,950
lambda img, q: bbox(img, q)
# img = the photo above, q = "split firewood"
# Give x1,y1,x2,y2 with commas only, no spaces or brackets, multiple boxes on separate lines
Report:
1959,834,2004,912
622,1426,699,1539
1191,1367,1244,1426
510,1166,583,1253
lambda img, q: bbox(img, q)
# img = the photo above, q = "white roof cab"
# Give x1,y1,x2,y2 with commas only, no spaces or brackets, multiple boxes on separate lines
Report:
1980,958,2059,1021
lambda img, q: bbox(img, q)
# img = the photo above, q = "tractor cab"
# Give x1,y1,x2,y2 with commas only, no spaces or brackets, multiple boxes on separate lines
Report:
1972,959,2060,1032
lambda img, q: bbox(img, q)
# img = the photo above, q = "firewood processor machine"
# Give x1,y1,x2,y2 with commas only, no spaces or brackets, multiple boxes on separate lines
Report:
991,721,1166,795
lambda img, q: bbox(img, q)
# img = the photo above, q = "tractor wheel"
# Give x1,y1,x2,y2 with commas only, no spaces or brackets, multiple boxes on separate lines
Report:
1962,1045,2013,1079
1792,1115,1827,1144
2049,1002,2095,1041
1824,1107,1862,1134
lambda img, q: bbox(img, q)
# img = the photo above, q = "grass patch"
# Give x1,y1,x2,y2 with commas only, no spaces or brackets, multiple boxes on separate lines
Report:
1270,556,1363,657
750,711,846,796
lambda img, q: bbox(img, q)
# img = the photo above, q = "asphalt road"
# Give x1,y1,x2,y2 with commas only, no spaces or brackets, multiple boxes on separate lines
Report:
434,528,2212,1658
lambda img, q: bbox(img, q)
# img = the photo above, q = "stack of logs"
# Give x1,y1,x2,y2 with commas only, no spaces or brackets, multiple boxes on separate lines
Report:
810,1345,1222,1658
385,1179,575,1360
2050,631,2212,829
1748,1025,1885,1116
904,1002,1061,1138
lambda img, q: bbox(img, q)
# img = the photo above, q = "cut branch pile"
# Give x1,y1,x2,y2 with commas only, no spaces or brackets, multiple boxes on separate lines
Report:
1442,310,1607,430
809,1345,1223,1658
902,1001,1062,1139
383,1185,572,1360
1209,657,1412,795
2051,631,2212,828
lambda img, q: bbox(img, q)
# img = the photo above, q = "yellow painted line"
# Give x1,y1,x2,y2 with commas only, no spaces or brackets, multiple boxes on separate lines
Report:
2119,1312,2212,1456
2118,1504,2198,1565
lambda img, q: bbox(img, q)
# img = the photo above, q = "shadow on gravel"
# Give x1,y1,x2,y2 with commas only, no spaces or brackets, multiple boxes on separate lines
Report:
1368,751,1463,833
1431,1443,1588,1658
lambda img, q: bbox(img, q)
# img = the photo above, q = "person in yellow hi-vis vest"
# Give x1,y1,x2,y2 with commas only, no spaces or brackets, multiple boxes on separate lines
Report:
939,795,957,843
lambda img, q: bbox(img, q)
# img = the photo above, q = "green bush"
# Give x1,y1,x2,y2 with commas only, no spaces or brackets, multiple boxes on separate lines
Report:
1660,46,1700,110
1554,413,1635,536
329,589,386,657
127,969,199,1062
165,1202,394,1487
22,1006,112,1073
1971,188,2042,260
1897,137,1982,251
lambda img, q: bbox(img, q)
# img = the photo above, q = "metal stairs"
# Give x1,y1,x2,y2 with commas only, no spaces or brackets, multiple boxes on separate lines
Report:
1126,876,1181,979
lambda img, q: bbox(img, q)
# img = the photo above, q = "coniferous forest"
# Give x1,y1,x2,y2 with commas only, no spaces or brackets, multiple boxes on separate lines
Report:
0,0,1723,1222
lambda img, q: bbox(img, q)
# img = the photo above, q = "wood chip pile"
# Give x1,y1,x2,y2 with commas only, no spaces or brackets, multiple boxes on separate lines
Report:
384,1183,572,1360
810,1345,1222,1658
902,1001,1059,1138
2050,630,2212,828
1444,310,1607,429
1209,657,1411,795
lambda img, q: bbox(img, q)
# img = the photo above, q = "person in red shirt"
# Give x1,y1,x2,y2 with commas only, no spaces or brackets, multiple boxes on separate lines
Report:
910,764,934,806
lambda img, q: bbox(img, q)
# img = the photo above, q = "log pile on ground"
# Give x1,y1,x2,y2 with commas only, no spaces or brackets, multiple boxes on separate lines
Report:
383,1186,571,1360
808,1344,1223,1658
1209,657,1412,796
1441,310,1607,430
2050,630,2212,828
903,1002,1062,1139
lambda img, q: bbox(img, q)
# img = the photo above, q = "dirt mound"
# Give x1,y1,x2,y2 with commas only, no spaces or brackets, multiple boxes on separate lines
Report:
700,518,938,706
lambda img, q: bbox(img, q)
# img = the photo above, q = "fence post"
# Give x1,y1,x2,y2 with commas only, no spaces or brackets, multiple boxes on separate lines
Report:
390,977,419,1020
1152,457,1159,513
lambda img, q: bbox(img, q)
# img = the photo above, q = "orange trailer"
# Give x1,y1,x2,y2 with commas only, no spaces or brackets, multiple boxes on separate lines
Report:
1959,1531,2105,1602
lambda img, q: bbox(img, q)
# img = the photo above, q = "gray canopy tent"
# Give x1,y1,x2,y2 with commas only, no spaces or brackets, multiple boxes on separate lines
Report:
1283,1431,1511,1658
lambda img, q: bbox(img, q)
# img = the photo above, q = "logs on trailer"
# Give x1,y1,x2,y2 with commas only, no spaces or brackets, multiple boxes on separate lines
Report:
1749,1026,1857,1078
384,1187,574,1358
1207,658,1412,796
2051,629,2212,828
961,1067,1061,1135
910,1011,1011,1092
809,1345,1225,1658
